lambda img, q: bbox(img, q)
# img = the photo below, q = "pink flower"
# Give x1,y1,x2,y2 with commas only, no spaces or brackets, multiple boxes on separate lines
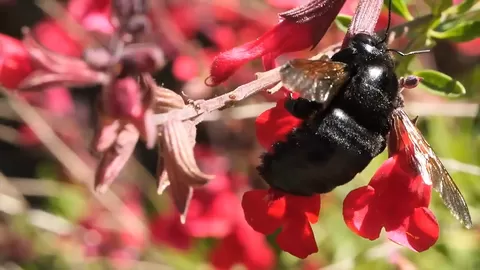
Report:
207,0,346,85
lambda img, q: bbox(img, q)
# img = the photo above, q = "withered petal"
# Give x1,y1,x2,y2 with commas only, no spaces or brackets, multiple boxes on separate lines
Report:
92,119,121,152
95,124,139,193
156,140,170,194
139,73,185,113
138,107,157,149
162,120,213,187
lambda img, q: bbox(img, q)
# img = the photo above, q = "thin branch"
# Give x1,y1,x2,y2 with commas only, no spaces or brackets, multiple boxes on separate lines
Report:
154,67,281,125
199,101,480,122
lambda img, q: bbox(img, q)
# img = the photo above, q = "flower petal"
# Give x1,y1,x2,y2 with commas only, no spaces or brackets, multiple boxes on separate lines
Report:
385,207,439,252
206,19,317,86
276,217,318,259
255,97,302,150
210,233,242,270
284,193,321,224
0,34,32,89
241,189,285,235
343,186,383,240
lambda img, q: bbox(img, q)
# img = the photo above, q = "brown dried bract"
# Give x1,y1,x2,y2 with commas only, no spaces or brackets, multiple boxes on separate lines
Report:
145,74,213,222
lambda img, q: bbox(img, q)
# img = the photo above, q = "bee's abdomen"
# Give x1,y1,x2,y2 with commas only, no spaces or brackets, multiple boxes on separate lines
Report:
258,108,387,196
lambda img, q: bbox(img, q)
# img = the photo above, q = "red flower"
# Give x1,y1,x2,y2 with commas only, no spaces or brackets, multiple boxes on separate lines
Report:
182,145,242,237
79,186,147,268
32,0,112,57
255,92,302,150
207,0,346,85
150,211,193,251
210,214,275,270
242,188,320,259
0,34,32,89
342,150,439,252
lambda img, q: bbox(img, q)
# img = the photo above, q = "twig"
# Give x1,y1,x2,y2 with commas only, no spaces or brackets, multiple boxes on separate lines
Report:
200,101,480,121
154,68,281,125
7,178,60,197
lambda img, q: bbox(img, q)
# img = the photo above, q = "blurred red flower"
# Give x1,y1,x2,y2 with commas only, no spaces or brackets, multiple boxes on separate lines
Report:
18,87,77,146
150,210,193,251
455,39,480,56
183,145,248,238
207,0,346,85
0,34,32,89
343,138,439,252
450,0,480,56
32,0,113,57
210,209,275,270
79,186,147,269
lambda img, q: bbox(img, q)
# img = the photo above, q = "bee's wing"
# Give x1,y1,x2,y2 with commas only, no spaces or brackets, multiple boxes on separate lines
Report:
280,56,349,108
391,108,473,229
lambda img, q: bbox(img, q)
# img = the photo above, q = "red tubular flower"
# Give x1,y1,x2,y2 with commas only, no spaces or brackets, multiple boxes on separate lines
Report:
242,188,320,259
342,151,439,252
207,0,346,85
0,34,32,89
255,92,302,150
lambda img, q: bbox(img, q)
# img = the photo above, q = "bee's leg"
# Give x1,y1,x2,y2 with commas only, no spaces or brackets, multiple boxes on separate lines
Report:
284,94,318,120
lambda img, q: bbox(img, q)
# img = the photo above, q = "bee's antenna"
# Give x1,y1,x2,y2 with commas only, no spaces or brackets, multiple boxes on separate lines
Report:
378,0,393,44
387,49,431,56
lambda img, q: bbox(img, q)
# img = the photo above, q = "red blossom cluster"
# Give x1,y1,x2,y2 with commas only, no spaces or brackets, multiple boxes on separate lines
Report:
75,186,147,269
0,0,164,192
151,145,275,270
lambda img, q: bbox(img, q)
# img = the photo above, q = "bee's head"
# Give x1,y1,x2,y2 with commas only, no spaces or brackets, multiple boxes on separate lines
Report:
350,33,387,56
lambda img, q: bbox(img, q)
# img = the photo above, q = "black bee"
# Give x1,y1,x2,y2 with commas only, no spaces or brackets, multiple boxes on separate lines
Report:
258,2,472,228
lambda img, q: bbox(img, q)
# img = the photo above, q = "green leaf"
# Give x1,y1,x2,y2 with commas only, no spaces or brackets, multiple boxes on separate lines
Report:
445,0,477,15
413,69,466,96
430,20,480,42
384,0,414,21
424,0,453,16
49,184,86,221
473,108,480,137
335,14,352,33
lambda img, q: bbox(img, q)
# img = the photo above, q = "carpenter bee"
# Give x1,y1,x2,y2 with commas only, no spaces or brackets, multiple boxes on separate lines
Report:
258,1,472,228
